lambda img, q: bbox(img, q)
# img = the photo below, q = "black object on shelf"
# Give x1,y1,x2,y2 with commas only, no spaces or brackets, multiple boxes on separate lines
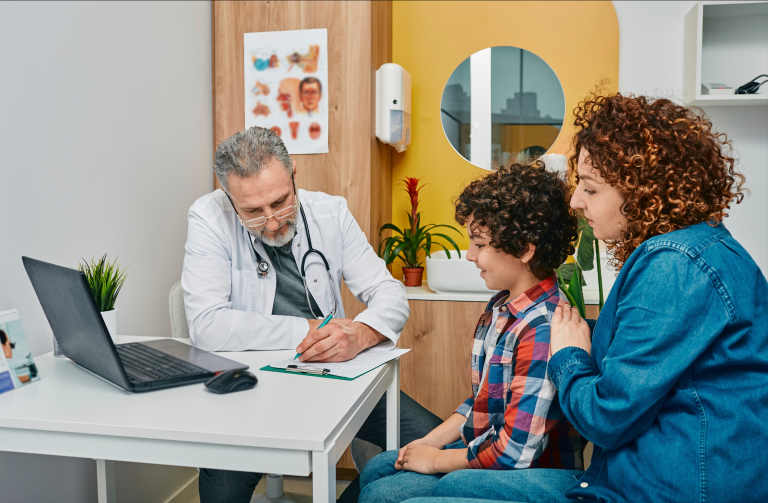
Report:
736,74,768,95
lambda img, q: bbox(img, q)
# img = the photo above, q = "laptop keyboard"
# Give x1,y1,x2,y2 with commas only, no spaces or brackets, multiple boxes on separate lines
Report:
116,343,209,381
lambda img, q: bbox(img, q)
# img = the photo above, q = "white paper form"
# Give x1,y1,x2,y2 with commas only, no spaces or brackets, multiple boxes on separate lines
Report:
269,346,410,379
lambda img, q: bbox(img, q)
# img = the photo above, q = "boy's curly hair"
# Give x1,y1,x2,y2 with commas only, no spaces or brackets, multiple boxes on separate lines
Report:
454,161,578,280
570,92,746,269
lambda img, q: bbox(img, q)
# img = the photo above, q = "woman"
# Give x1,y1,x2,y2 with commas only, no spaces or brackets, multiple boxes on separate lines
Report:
403,93,768,503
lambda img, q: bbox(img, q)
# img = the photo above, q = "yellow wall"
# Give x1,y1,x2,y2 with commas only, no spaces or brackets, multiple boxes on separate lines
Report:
391,1,619,279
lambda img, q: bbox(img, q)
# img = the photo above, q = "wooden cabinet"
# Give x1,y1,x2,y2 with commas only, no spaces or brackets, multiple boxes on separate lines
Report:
397,300,486,419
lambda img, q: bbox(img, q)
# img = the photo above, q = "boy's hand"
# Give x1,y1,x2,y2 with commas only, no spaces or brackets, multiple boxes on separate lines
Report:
550,303,591,357
394,444,442,474
396,437,442,466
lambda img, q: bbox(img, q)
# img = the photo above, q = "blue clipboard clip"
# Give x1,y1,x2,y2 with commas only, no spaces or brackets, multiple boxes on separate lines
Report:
286,364,330,376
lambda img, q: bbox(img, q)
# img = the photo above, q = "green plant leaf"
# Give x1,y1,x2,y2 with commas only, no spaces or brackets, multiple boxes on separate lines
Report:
556,262,586,286
557,263,576,282
390,241,407,266
379,235,397,258
567,267,586,318
379,223,404,236
578,216,588,233
381,237,403,264
429,241,456,260
423,223,463,235
78,254,128,312
576,224,596,271
427,233,462,258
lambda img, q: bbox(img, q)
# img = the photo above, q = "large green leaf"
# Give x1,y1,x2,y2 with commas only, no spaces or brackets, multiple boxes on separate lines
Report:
381,236,403,264
556,263,586,286
420,223,463,235
422,233,432,258
576,224,596,271
390,241,407,265
428,232,462,258
567,267,586,318
379,223,404,236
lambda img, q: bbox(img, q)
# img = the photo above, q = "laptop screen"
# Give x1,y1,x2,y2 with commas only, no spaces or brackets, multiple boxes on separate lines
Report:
23,256,131,390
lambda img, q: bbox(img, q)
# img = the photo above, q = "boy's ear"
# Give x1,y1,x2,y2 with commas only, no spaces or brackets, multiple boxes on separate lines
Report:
520,244,536,264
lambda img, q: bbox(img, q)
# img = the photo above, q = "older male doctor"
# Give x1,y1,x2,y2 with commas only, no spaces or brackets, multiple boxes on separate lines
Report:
182,127,440,503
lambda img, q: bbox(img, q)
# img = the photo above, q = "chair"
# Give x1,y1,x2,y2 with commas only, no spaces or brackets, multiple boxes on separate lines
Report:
168,281,189,339
167,281,298,502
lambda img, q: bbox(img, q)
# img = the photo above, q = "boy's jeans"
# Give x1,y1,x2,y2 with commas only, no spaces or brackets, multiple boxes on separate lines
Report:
361,442,583,503
359,440,467,503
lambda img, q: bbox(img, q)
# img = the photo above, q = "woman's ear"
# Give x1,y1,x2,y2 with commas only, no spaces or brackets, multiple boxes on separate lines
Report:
520,244,536,264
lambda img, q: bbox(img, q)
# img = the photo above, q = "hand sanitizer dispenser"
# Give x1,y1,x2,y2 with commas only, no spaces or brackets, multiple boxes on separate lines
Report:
376,63,411,153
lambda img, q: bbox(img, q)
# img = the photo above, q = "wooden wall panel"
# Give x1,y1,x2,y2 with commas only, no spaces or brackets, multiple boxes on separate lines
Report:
397,301,487,420
369,0,393,248
212,1,391,240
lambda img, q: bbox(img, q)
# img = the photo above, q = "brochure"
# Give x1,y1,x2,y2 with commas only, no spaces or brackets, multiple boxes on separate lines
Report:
0,308,41,394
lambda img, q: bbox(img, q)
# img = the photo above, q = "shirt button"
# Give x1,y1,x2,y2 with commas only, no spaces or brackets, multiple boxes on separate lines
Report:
495,327,502,334
314,279,317,283
580,482,589,488
500,306,507,312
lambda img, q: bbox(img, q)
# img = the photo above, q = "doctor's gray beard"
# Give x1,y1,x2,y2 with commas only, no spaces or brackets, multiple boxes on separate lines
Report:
250,216,298,247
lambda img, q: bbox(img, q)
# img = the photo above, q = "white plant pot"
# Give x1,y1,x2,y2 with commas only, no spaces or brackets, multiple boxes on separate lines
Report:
100,309,117,340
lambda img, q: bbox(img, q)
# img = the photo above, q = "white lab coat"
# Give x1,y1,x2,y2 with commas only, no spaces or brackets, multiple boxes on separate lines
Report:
181,189,410,352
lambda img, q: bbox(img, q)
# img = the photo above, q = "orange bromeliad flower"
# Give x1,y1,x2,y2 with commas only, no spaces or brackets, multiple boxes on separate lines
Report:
400,177,425,234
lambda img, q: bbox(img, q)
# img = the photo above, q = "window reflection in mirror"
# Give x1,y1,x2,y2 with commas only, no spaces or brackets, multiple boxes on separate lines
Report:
441,46,565,170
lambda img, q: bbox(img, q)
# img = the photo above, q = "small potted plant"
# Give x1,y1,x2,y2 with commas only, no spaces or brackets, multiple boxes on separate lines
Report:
378,177,462,287
79,255,128,340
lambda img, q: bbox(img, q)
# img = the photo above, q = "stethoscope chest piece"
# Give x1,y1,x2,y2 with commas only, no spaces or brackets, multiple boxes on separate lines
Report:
256,260,270,277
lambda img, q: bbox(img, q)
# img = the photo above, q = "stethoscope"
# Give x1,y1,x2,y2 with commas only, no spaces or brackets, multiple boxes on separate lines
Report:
239,195,338,320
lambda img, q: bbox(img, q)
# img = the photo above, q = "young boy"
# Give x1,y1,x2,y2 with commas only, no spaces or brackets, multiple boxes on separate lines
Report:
358,162,584,503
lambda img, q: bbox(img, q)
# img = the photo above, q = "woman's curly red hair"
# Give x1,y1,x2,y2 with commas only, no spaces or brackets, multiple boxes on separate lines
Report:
570,92,746,269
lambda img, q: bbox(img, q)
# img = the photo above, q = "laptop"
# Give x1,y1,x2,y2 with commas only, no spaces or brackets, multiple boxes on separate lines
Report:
23,256,248,392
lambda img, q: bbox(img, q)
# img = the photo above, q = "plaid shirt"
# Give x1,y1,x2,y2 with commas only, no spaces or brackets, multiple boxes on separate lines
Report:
456,275,586,470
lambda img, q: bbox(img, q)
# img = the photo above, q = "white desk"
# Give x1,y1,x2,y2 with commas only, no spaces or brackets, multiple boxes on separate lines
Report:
0,336,400,503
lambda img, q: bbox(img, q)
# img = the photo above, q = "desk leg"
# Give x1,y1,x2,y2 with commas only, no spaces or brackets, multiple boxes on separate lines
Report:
312,446,336,503
386,357,401,451
96,459,116,503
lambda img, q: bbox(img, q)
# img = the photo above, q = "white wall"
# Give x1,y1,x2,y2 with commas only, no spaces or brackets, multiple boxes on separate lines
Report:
613,1,768,275
0,1,211,501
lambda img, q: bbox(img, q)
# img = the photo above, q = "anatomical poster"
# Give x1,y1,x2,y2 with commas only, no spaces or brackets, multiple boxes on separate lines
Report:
244,28,329,155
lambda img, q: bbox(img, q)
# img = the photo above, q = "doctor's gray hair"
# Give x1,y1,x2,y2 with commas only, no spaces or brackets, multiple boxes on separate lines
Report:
214,126,293,194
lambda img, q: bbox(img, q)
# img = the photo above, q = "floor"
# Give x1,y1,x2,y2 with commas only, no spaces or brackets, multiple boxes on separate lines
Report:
186,475,352,503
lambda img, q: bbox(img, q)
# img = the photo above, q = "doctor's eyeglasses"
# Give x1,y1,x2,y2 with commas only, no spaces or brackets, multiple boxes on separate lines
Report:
239,203,299,231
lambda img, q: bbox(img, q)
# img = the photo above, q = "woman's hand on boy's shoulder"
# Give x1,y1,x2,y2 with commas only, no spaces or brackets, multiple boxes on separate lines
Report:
550,303,592,357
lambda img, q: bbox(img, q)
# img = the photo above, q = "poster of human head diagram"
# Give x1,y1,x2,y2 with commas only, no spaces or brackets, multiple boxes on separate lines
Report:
244,28,329,155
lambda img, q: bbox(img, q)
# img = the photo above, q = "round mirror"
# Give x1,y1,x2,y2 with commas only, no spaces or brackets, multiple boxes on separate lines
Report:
440,46,565,170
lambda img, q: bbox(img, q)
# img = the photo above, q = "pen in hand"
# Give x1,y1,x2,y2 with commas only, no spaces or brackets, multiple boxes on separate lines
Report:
295,313,333,360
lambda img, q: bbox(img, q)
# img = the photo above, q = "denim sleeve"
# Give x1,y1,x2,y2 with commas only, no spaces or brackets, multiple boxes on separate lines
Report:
547,247,730,451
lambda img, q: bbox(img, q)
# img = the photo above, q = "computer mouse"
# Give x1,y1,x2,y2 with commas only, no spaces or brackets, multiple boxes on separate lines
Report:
204,369,258,394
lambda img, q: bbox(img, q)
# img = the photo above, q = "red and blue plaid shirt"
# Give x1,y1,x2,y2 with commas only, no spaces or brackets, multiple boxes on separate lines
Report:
456,275,586,470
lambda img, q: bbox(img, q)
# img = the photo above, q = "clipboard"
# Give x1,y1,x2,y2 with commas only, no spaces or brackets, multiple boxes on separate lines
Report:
259,364,381,381
263,347,409,380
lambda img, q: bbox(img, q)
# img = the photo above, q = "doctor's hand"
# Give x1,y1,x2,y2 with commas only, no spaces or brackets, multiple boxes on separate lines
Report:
550,304,592,357
296,319,387,363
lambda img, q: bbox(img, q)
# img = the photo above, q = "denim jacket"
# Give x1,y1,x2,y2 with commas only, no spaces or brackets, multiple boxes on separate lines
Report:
548,222,768,503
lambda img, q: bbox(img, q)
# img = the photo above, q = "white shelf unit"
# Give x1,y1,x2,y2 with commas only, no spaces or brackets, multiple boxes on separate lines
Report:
684,1,768,106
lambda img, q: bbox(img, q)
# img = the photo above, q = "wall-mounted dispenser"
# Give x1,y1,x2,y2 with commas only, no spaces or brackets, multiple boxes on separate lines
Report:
376,63,411,152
